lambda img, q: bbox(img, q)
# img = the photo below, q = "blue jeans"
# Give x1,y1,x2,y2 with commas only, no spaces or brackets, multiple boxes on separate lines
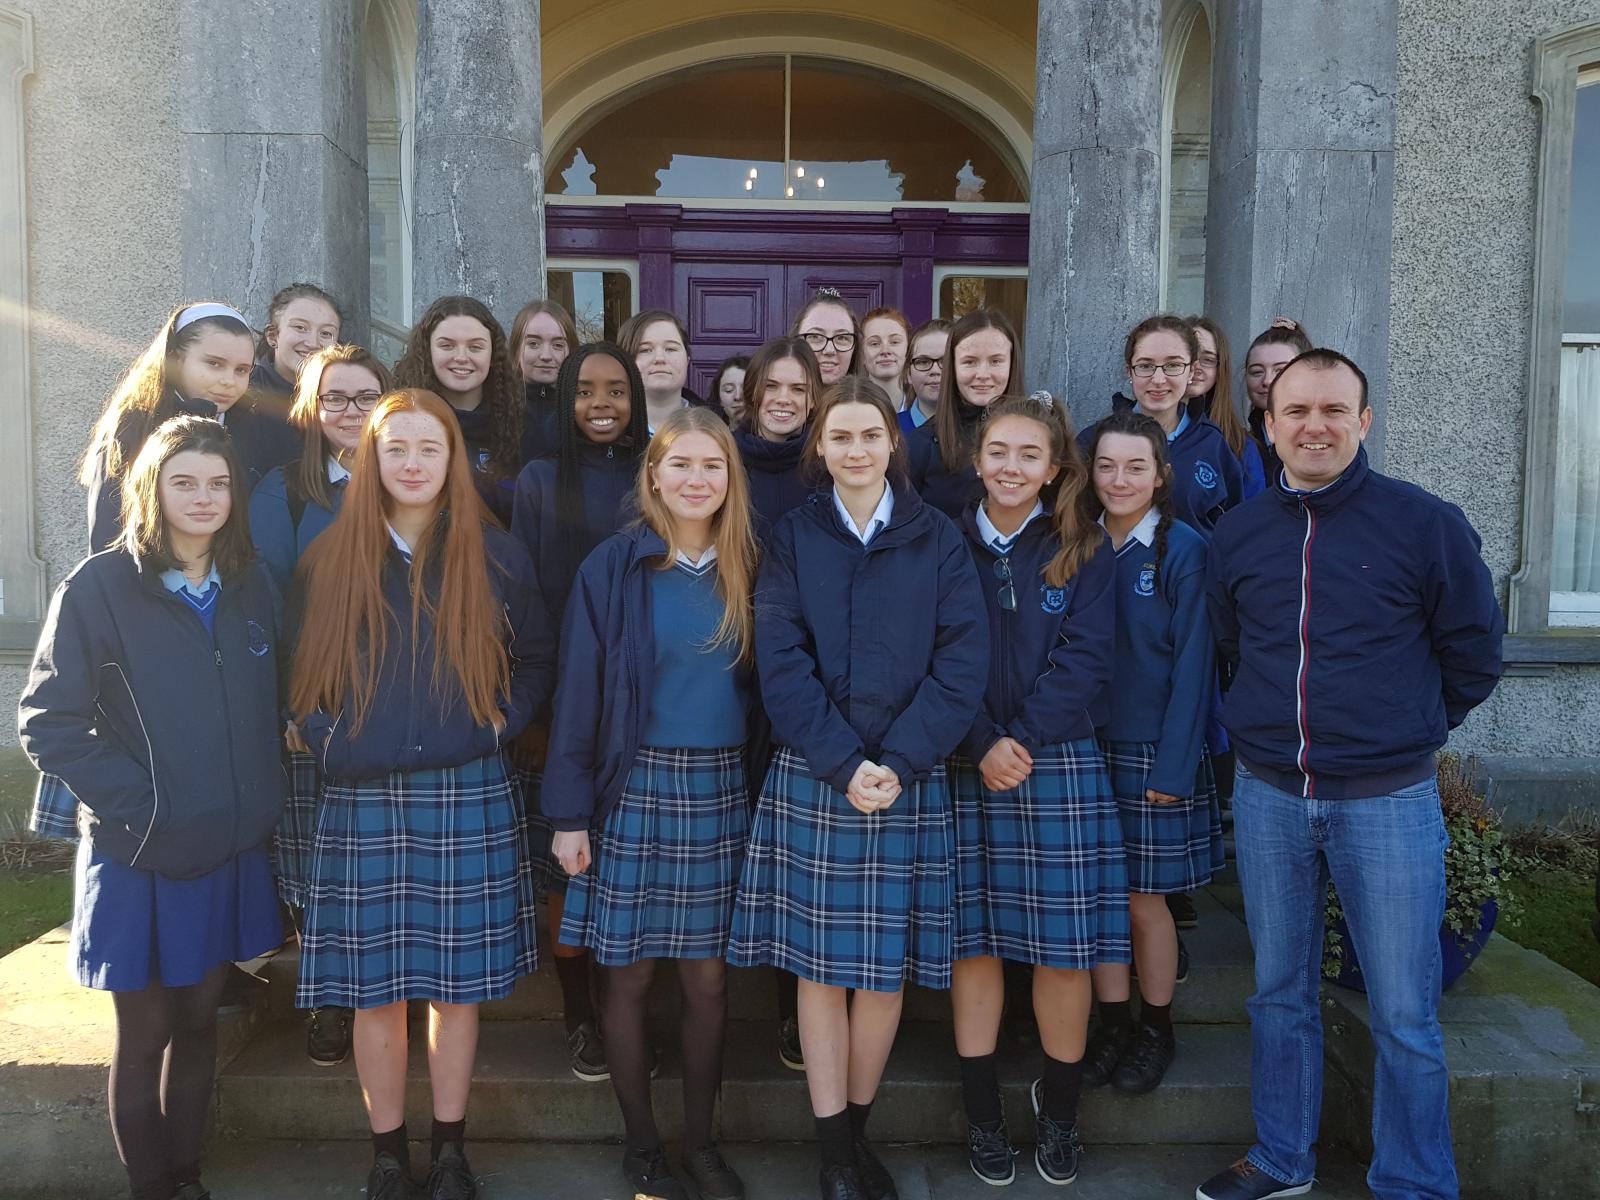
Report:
1232,764,1457,1200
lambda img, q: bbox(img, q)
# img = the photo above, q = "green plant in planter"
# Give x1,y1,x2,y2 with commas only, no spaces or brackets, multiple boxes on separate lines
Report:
1322,754,1521,981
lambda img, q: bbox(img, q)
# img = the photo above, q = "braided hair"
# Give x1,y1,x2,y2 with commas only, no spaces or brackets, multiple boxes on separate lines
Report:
1078,409,1177,588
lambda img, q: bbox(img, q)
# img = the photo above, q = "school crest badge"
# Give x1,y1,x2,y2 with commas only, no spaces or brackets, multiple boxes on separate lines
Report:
1194,459,1219,489
1039,585,1067,613
1135,564,1157,597
247,620,271,657
476,447,492,471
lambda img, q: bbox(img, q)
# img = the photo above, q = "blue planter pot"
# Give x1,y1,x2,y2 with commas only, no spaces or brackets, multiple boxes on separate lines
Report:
1324,900,1498,994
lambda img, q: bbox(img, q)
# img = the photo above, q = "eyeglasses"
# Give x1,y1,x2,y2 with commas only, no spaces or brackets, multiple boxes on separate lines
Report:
993,556,1016,611
319,391,382,412
1130,361,1192,378
803,331,857,353
1196,354,1219,369
909,356,941,372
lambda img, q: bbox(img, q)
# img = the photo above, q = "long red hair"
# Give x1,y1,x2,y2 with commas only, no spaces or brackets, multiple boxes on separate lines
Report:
290,388,506,733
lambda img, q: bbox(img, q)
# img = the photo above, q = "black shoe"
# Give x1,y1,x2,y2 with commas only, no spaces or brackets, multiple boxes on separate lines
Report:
171,1185,211,1200
1166,892,1199,929
622,1145,690,1200
1176,935,1191,984
567,1019,609,1081
306,1005,352,1067
683,1143,745,1200
426,1142,476,1200
1195,1158,1313,1199
1029,1078,1082,1187
1081,1020,1133,1088
851,1135,897,1200
366,1152,415,1200
1112,1023,1176,1094
778,1015,806,1071
966,1118,1017,1186
818,1165,868,1200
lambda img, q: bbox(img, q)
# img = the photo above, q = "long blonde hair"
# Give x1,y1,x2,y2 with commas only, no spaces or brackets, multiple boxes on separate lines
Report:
635,407,759,664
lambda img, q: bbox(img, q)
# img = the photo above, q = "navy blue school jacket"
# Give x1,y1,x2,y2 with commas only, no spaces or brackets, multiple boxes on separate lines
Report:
906,413,985,520
735,425,814,540
293,523,556,780
1248,406,1283,487
957,506,1116,764
248,460,342,594
1083,397,1248,538
1101,517,1215,798
756,479,989,793
18,550,287,879
541,524,768,832
250,361,293,395
510,441,639,631
1205,448,1503,800
522,382,560,462
446,402,518,525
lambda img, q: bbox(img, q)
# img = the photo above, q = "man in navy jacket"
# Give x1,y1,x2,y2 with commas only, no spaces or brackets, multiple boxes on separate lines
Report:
1197,350,1502,1200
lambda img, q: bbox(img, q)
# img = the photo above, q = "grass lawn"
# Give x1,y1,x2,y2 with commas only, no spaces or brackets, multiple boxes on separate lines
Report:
0,869,72,957
1500,867,1600,987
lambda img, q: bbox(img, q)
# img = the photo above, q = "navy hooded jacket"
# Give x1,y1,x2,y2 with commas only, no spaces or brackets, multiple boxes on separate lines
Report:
756,479,989,793
1205,448,1503,800
248,460,343,594
906,411,986,520
18,550,287,878
957,505,1116,764
541,525,767,832
293,523,556,780
735,425,814,539
1080,400,1247,538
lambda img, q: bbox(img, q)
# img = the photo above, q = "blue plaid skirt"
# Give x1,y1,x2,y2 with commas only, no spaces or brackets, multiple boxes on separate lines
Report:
950,740,1131,969
1101,740,1225,895
513,761,567,895
728,746,956,992
559,747,748,966
270,750,319,910
297,754,538,1009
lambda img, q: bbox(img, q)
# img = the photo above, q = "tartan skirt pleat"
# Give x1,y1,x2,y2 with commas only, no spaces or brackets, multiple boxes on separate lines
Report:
950,739,1132,969
270,749,319,910
296,753,537,1009
728,745,956,992
1101,740,1226,895
559,746,748,966
512,762,567,895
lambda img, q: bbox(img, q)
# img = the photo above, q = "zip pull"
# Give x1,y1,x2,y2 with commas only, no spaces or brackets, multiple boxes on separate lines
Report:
607,445,614,460
214,648,223,667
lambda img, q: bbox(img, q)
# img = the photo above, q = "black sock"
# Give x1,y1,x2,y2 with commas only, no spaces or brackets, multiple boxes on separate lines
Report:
1099,998,1134,1032
130,1180,172,1200
554,953,595,1032
958,1053,1002,1125
431,1117,465,1160
372,1123,409,1173
815,1109,856,1171
1041,1054,1084,1125
846,1098,874,1139
1141,1000,1173,1036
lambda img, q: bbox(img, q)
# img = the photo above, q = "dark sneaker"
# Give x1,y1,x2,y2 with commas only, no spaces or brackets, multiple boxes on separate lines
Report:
366,1152,415,1200
426,1142,476,1200
1195,1158,1314,1199
567,1019,609,1082
1113,1022,1176,1094
778,1015,806,1071
1176,935,1191,984
171,1185,211,1200
966,1118,1017,1186
306,1005,352,1067
1167,892,1199,929
852,1136,898,1200
1029,1078,1082,1186
818,1165,868,1200
1081,1020,1133,1088
622,1146,690,1200
683,1143,745,1200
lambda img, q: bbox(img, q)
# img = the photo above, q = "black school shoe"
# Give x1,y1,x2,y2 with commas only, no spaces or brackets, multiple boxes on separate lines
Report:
622,1146,690,1200
1167,892,1200,929
567,1019,609,1081
366,1152,415,1200
966,1117,1017,1186
170,1185,211,1200
306,1005,353,1066
427,1142,476,1200
779,1015,806,1071
852,1136,898,1200
1029,1078,1082,1187
818,1165,868,1200
1081,1020,1133,1087
1112,1022,1176,1093
683,1143,745,1200
1195,1158,1314,1199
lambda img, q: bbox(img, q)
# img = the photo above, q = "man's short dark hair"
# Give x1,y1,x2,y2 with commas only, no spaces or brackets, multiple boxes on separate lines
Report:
1268,348,1369,413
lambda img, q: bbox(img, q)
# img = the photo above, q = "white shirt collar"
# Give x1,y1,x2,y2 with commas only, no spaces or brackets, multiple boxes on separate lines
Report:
976,500,1044,553
1099,507,1161,551
386,522,414,557
327,456,351,485
834,482,895,545
159,562,222,597
675,544,719,568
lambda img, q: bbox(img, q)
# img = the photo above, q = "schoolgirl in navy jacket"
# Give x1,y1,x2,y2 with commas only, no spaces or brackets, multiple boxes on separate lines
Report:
1079,399,1245,539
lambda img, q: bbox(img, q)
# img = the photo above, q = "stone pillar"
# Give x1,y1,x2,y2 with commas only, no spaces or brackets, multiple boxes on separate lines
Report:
178,0,371,345
412,0,545,331
1025,0,1162,425
1204,0,1397,458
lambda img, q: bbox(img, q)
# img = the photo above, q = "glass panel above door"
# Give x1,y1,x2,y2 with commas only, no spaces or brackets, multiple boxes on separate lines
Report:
547,267,636,342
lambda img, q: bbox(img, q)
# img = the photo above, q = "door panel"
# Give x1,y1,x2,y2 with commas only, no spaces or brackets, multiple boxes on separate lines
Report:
784,265,898,323
674,263,783,399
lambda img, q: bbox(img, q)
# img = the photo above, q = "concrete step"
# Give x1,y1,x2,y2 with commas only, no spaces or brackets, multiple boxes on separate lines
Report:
195,1139,1374,1200
218,1018,1257,1146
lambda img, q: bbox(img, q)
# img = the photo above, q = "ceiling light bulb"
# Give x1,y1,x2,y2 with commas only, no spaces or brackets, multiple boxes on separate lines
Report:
786,186,795,197
816,177,825,188
795,166,805,178
744,178,753,191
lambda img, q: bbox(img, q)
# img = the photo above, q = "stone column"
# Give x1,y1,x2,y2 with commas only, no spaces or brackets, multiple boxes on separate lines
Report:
1024,0,1163,425
412,0,545,331
178,0,371,345
1204,0,1397,458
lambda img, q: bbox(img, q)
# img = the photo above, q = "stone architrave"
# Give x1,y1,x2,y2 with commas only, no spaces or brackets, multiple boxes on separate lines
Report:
1025,0,1163,425
412,0,545,330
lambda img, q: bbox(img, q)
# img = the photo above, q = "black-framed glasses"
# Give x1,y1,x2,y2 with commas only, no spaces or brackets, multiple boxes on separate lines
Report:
803,331,857,353
1130,361,1192,378
1196,354,1219,369
993,555,1016,611
319,391,382,412
909,356,941,372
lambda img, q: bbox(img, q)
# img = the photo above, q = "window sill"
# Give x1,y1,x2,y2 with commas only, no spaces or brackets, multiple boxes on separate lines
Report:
0,618,42,665
1503,630,1600,673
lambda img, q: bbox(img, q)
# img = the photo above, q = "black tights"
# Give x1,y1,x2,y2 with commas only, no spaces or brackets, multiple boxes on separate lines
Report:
603,957,728,1152
109,963,229,1199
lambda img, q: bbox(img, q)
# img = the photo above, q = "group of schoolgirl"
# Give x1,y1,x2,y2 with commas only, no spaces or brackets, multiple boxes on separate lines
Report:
17,278,1296,1200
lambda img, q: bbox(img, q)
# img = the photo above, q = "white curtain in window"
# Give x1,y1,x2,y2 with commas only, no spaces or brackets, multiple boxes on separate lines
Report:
1553,340,1600,593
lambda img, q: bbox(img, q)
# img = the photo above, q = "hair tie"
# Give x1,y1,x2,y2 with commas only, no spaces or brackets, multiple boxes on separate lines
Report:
815,286,843,300
176,302,248,332
1030,390,1055,410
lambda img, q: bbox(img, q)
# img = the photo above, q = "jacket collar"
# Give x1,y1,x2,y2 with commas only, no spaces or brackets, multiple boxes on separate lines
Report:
735,422,810,473
1273,446,1371,512
624,522,670,566
960,497,1052,558
805,473,927,548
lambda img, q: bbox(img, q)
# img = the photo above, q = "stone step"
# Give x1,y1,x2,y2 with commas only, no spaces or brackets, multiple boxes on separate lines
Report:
217,1018,1257,1146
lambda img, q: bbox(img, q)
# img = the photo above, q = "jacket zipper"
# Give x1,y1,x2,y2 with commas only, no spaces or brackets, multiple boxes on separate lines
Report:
110,663,162,867
1294,501,1317,798
213,636,242,857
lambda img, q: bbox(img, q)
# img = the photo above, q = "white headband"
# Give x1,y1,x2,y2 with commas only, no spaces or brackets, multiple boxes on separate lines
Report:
1030,389,1055,410
175,302,248,332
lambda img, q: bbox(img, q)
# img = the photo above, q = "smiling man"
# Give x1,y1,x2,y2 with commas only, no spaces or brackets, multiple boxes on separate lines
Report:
1198,349,1504,1200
